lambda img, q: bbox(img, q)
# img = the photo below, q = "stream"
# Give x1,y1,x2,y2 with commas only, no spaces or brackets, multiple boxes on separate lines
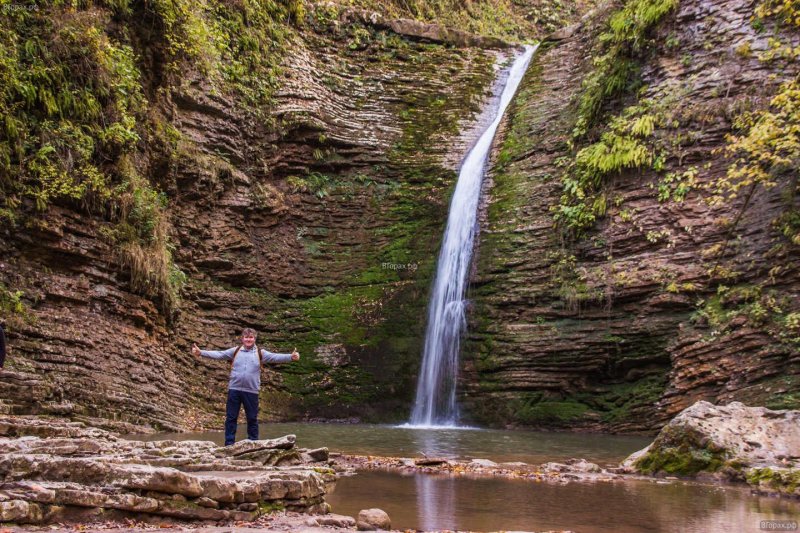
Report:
130,422,800,532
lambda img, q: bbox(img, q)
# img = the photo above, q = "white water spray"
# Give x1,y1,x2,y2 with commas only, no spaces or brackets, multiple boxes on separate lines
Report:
409,45,537,428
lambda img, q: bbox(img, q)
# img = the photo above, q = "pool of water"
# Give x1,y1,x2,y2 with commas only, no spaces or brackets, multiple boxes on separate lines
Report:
131,423,800,531
326,469,800,532
130,422,652,465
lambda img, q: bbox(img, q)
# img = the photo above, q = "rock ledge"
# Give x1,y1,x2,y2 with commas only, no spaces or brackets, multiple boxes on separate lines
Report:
0,416,335,524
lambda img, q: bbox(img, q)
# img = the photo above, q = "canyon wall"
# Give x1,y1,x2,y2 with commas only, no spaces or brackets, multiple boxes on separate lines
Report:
1,0,796,435
466,0,799,432
0,1,526,430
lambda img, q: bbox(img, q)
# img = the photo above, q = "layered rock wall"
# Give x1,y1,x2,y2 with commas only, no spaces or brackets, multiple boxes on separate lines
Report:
0,7,504,429
466,0,800,431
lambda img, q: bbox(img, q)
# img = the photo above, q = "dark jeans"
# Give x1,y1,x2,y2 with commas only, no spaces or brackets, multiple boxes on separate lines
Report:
225,389,259,445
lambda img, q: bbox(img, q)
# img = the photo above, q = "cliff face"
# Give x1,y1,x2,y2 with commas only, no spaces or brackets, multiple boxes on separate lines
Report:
1,0,796,435
466,0,800,432
0,2,514,430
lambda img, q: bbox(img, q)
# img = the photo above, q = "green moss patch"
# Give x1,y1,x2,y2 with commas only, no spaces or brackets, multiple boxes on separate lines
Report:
746,467,800,496
634,425,729,476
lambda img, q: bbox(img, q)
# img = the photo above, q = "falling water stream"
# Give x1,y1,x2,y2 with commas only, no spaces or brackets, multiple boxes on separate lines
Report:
409,45,537,427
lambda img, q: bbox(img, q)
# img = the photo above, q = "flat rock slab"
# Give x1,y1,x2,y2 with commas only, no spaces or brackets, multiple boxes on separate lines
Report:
0,416,336,525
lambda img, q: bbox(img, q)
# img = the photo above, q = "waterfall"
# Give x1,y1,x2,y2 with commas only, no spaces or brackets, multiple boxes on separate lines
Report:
409,45,537,428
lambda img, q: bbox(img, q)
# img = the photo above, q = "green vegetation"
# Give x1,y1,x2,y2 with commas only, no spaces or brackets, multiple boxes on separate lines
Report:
258,501,286,514
0,282,27,318
0,0,307,319
139,0,299,114
691,284,799,346
572,0,679,139
548,250,605,309
580,374,667,423
324,0,574,41
755,0,800,30
552,0,681,235
0,3,186,316
709,79,799,210
746,467,800,496
0,5,143,216
513,394,590,424
634,425,730,475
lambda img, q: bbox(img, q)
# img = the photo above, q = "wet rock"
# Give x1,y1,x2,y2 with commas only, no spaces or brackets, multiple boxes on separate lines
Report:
542,460,601,474
467,0,800,433
356,507,391,530
306,447,330,462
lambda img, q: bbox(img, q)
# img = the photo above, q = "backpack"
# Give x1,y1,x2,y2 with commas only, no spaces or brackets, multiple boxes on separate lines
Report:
230,345,262,369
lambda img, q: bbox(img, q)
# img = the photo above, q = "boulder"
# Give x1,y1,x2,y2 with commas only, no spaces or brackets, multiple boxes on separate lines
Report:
356,508,391,530
623,401,800,495
306,447,330,462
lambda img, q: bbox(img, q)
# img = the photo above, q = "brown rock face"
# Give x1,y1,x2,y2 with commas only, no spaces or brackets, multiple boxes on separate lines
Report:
465,0,800,432
0,12,503,429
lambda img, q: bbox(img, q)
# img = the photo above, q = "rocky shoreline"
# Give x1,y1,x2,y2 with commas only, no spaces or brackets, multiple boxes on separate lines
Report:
1,402,798,532
0,417,334,526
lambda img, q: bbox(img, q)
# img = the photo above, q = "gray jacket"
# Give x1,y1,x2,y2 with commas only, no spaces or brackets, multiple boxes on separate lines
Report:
200,345,293,394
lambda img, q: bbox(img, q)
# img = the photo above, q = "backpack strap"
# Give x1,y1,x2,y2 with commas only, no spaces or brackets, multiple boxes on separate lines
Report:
229,345,242,366
230,345,264,369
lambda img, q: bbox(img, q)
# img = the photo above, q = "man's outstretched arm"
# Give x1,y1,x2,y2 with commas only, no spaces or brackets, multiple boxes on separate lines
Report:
261,347,300,364
193,344,237,361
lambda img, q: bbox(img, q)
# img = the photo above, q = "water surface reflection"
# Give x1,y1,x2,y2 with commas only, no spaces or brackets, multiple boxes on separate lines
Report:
327,470,800,532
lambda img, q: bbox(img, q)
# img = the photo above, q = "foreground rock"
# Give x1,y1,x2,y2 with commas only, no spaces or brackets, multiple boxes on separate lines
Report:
356,508,391,531
622,401,800,497
0,416,335,524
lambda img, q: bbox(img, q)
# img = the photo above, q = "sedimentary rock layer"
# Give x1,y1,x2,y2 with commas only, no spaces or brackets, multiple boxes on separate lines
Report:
0,9,502,429
466,0,800,431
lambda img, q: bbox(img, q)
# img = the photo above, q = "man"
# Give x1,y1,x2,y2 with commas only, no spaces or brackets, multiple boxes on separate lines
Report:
192,328,299,445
